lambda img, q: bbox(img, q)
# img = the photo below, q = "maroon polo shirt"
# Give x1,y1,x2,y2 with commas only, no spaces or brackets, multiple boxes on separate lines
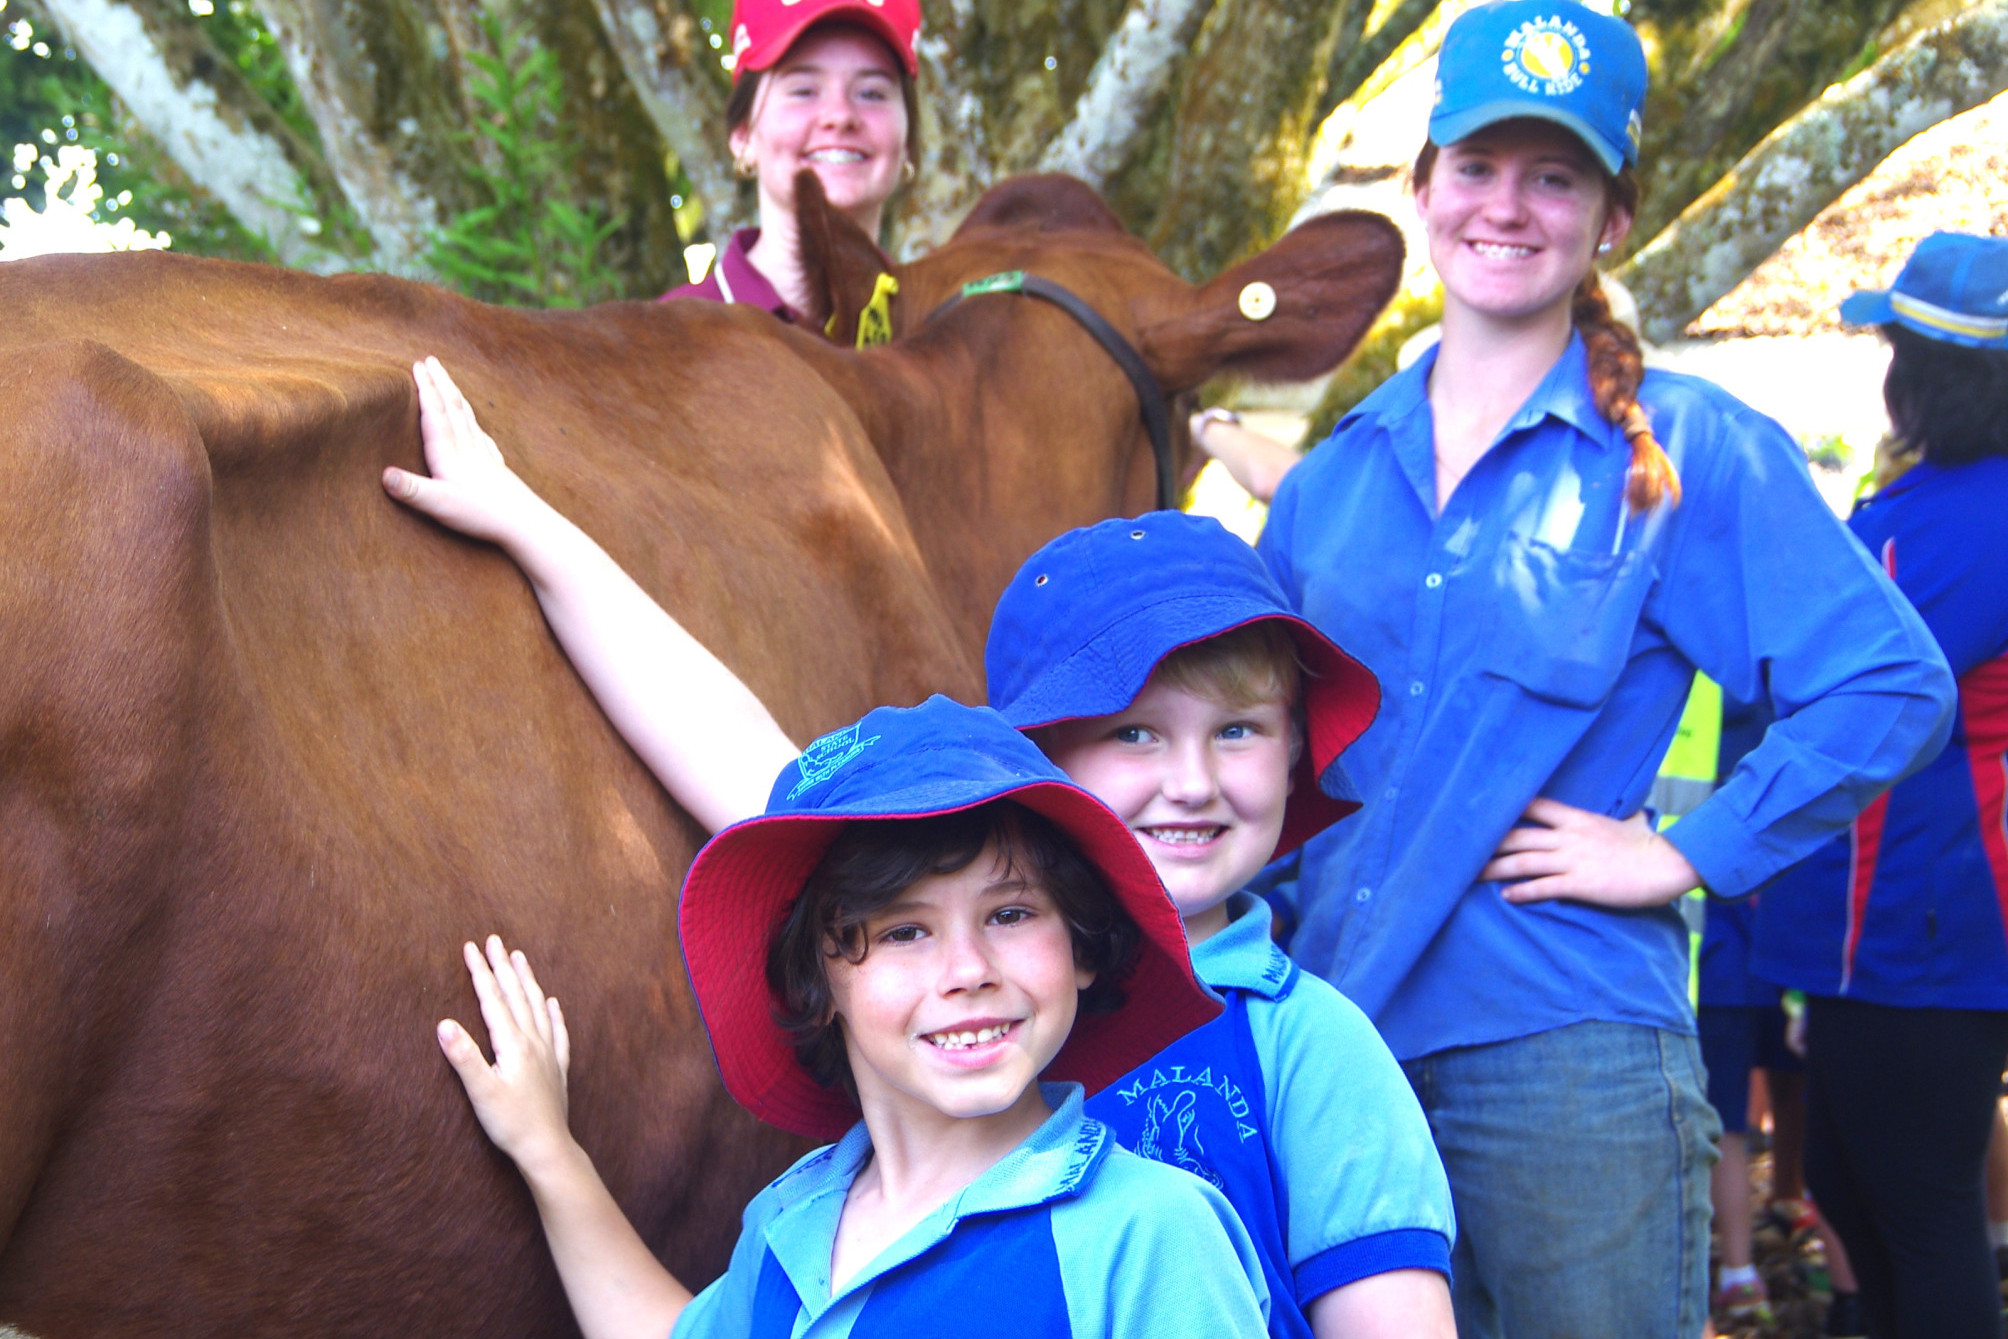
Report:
660,227,801,323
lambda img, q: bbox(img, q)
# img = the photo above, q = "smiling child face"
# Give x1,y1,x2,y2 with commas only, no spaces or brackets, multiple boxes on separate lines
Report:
825,840,1093,1131
1035,675,1295,945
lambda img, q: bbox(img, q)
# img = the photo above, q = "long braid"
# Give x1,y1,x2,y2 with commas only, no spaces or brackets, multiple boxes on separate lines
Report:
1573,269,1679,512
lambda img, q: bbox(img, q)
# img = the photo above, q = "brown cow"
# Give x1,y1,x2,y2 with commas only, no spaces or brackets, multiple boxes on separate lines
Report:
0,176,1400,1337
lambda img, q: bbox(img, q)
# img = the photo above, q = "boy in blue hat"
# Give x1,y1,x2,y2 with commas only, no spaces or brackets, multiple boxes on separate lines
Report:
985,512,1455,1339
438,696,1272,1338
389,363,1455,1337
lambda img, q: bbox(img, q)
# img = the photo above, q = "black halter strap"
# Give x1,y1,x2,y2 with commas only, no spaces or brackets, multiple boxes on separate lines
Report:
924,271,1177,513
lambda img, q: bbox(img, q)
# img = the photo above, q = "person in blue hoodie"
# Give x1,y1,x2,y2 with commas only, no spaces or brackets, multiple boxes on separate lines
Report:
1751,232,2008,1339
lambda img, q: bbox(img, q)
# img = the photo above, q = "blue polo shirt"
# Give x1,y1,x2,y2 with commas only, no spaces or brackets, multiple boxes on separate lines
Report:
672,1083,1270,1339
1753,457,2008,1009
1088,895,1454,1338
1257,335,1954,1060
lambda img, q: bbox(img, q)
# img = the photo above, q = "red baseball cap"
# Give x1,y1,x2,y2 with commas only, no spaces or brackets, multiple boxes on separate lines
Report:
678,696,1220,1141
728,0,922,82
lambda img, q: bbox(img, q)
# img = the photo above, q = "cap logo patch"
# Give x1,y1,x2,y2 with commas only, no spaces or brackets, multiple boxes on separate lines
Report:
1502,17,1591,96
733,24,751,57
787,723,883,799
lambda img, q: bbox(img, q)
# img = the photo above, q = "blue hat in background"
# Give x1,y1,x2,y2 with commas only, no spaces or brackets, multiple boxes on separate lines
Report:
678,695,1219,1141
986,511,1380,857
1839,232,2008,350
1430,1,1650,175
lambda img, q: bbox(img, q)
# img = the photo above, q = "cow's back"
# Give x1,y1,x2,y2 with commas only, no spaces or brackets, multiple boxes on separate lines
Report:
0,254,972,1336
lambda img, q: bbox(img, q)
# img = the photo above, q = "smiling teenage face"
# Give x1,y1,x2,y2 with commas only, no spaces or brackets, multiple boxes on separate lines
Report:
1416,118,1632,332
1037,675,1296,945
729,23,909,237
825,840,1094,1136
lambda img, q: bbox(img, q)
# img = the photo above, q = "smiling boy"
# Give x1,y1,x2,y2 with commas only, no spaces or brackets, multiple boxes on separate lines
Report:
986,513,1457,1339
440,698,1271,1337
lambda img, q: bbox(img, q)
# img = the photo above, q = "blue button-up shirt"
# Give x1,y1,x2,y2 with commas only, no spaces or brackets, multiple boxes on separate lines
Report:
1258,336,1954,1060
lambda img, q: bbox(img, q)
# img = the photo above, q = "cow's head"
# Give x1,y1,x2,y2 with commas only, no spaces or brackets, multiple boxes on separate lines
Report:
790,170,1405,677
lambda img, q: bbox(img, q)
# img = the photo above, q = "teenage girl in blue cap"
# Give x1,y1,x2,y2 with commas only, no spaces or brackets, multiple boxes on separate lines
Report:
436,696,1272,1337
1749,232,2008,1339
1252,3,1956,1335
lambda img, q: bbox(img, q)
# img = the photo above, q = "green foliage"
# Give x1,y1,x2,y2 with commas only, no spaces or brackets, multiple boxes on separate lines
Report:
426,10,625,307
0,2,298,260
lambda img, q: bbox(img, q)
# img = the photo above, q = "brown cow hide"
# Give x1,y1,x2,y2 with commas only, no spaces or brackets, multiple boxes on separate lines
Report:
0,177,1403,1337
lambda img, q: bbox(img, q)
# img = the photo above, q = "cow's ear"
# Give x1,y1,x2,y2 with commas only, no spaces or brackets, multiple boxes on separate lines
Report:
953,175,1127,239
794,168,896,344
1138,210,1406,392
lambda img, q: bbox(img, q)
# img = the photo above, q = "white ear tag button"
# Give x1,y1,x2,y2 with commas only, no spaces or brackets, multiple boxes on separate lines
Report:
1238,281,1277,321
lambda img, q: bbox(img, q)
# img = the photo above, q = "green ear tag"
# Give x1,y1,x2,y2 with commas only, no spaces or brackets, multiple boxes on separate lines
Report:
856,272,900,349
961,270,1026,298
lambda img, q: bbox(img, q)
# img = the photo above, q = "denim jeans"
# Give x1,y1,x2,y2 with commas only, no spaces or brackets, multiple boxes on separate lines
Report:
1402,1021,1721,1339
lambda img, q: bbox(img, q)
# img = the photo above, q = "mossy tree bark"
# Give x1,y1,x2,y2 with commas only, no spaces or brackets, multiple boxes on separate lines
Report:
1619,0,2008,342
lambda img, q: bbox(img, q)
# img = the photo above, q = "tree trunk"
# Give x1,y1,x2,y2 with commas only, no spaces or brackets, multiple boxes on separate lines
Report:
255,0,681,288
1139,0,1369,279
1619,0,2008,343
1037,0,1212,194
31,0,359,269
1625,0,1928,255
587,0,739,235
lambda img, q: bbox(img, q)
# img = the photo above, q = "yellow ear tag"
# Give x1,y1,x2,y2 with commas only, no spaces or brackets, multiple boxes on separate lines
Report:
856,271,900,349
1238,280,1277,321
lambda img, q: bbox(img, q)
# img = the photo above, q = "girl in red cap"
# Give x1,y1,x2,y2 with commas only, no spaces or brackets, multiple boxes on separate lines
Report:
663,0,922,322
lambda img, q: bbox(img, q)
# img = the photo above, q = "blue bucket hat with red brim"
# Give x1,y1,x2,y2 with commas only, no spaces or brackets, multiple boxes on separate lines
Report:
1840,232,2008,350
985,511,1380,858
678,694,1218,1142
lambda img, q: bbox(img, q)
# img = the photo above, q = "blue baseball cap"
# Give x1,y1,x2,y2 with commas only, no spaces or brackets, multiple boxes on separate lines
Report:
1840,232,2008,350
677,695,1219,1141
1430,1,1650,175
986,511,1380,858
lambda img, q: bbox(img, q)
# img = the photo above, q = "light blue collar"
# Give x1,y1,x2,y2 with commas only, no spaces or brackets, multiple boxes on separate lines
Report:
760,1082,1107,1319
1190,894,1297,999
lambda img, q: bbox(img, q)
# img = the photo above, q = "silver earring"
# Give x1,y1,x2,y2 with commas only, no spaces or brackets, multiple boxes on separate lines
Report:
1597,242,1612,254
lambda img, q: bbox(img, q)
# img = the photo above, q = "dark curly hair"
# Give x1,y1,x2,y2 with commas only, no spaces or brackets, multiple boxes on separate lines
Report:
764,801,1140,1099
1880,323,2008,467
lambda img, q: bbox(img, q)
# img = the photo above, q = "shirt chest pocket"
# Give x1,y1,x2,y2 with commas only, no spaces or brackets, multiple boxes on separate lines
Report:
1482,535,1655,708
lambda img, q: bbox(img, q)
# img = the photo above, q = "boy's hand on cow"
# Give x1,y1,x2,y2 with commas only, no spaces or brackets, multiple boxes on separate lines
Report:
1481,797,1700,909
438,935,578,1175
384,357,547,545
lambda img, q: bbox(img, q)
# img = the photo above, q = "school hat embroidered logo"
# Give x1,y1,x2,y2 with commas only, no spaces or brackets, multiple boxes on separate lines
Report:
785,722,882,799
678,695,1221,1140
1503,18,1589,95
1430,0,1649,175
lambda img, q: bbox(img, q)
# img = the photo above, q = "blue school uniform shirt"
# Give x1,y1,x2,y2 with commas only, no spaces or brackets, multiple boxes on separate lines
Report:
1087,894,1453,1338
672,1083,1270,1339
1752,457,2008,1010
1257,335,1954,1061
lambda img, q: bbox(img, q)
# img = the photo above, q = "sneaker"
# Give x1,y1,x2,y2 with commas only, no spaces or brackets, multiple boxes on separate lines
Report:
1713,1278,1774,1326
1824,1289,1866,1338
1765,1198,1819,1236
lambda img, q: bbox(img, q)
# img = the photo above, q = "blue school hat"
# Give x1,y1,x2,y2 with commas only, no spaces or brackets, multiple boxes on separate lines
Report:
986,511,1380,857
1839,232,2008,350
677,695,1219,1141
1430,1,1650,175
